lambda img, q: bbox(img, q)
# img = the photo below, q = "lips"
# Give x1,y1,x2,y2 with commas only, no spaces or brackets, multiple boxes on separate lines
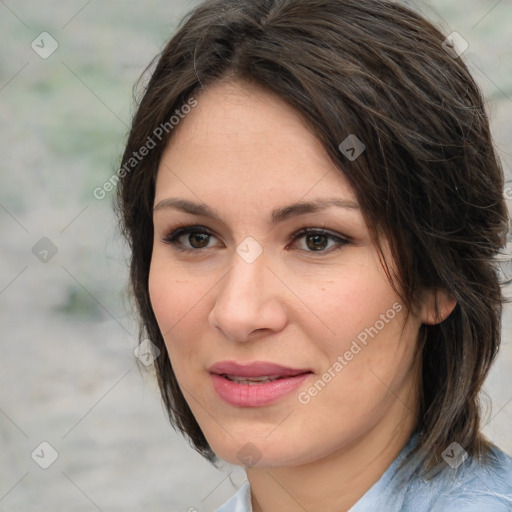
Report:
209,361,311,379
208,361,313,407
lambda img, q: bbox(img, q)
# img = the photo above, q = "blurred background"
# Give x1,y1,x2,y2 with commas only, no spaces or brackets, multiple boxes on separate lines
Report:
0,0,511,510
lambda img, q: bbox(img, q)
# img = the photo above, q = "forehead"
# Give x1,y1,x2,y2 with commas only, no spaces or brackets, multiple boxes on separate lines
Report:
154,80,357,208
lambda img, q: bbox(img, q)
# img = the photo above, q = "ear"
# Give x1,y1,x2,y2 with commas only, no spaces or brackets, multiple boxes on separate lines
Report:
420,288,457,325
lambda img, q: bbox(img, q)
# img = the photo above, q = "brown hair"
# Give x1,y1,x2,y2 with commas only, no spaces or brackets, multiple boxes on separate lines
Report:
115,0,509,471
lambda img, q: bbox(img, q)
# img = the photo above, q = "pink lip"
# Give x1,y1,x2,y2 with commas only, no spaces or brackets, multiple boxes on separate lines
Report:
208,361,313,407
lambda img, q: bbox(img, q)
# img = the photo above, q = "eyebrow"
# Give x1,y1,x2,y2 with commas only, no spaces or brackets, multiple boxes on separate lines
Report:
153,197,359,225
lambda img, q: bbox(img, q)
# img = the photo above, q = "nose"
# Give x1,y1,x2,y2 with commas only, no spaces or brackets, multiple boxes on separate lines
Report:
208,249,288,342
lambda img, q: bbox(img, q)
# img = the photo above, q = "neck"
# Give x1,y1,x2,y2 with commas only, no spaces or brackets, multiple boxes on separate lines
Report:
246,405,417,512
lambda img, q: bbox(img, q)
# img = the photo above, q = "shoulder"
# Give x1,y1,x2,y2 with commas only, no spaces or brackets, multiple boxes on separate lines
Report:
214,445,512,512
439,444,512,511
406,444,512,512
215,481,252,512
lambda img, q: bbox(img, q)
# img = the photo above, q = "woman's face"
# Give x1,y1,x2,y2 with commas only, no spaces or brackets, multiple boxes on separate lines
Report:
149,80,424,467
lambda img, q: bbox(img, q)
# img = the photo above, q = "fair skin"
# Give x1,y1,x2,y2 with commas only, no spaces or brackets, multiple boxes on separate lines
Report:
149,80,455,512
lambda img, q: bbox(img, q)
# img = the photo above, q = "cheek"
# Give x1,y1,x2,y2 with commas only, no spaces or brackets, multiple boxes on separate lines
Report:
295,253,401,354
148,260,202,358
148,263,178,334
298,312,418,445
294,251,416,404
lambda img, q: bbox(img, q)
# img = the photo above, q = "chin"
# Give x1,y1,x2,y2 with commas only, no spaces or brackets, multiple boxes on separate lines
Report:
207,432,316,469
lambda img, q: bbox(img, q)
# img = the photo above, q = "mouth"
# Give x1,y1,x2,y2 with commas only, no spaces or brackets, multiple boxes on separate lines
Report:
208,360,312,378
220,374,293,385
208,361,313,407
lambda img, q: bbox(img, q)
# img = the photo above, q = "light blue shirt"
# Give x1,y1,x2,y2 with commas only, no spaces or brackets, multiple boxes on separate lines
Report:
216,433,512,511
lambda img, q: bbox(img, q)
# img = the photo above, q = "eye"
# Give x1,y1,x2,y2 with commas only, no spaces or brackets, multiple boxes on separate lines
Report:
289,228,349,254
161,225,219,251
161,225,350,254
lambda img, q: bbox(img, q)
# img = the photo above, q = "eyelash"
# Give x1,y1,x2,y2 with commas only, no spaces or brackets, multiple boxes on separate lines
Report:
161,225,350,255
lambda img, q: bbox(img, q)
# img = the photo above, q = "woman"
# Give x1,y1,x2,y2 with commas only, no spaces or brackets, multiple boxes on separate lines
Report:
116,0,512,510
